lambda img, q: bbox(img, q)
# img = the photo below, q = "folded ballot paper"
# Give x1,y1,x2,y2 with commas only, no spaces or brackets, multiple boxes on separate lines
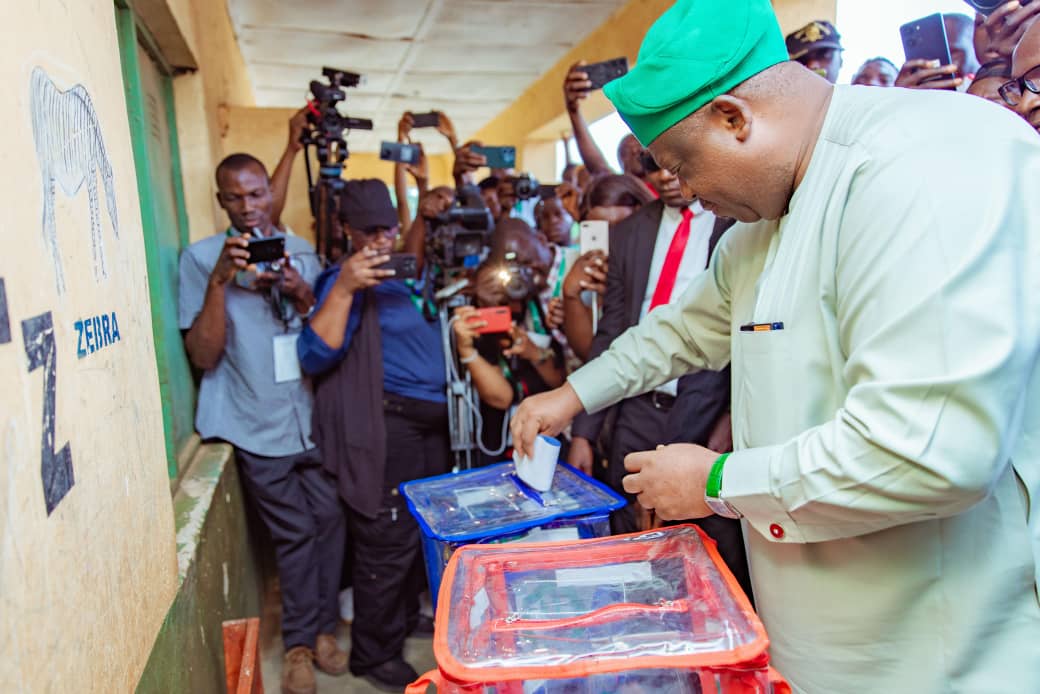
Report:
512,434,561,491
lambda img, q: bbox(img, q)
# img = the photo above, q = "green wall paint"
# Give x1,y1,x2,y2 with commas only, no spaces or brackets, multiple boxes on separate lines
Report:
116,1,197,480
136,446,266,693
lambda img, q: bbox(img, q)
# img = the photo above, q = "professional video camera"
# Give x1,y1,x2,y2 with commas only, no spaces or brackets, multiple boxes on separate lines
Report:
426,184,494,276
301,66,374,262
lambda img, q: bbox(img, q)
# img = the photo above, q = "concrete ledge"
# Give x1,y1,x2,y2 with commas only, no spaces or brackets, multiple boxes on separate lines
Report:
137,442,266,693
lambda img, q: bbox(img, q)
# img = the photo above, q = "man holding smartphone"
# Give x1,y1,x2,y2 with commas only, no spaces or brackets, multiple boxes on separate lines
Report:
179,154,344,694
513,0,1039,691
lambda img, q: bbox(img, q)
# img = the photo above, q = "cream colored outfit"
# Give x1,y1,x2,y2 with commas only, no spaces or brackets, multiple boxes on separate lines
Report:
568,86,1040,693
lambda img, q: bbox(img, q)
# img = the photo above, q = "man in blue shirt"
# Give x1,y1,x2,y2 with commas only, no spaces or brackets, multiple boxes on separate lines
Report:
298,179,450,691
179,154,347,694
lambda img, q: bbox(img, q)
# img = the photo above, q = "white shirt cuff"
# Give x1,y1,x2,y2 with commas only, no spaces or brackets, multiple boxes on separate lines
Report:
721,446,806,544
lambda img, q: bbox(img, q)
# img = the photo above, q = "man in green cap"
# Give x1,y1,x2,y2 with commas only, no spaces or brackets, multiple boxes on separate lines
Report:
512,0,1040,692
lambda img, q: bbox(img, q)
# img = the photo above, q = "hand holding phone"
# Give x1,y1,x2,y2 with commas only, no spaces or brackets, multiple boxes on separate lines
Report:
898,14,960,90
583,57,629,90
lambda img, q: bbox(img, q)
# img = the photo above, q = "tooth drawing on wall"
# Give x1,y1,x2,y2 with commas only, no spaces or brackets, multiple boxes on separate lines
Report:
30,67,120,294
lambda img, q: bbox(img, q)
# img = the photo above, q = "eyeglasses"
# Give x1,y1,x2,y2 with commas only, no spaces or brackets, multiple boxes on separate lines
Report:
361,226,399,239
998,63,1040,107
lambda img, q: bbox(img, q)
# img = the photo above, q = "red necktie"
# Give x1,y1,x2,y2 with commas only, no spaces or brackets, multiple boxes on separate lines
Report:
649,207,693,311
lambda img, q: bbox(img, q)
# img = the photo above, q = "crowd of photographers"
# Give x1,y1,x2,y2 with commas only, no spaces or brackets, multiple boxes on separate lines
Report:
177,3,1040,692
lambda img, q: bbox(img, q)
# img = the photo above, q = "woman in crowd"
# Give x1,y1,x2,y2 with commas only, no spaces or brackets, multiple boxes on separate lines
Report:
560,173,656,362
297,179,450,691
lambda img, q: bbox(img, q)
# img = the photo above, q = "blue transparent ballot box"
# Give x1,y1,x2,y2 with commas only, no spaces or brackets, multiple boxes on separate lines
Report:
400,461,626,608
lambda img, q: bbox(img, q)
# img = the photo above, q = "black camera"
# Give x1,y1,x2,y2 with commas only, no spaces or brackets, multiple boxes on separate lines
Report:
499,253,538,302
427,184,494,275
512,174,541,201
302,67,375,262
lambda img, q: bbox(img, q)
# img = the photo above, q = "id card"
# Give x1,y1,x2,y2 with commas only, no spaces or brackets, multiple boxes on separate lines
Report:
273,333,302,383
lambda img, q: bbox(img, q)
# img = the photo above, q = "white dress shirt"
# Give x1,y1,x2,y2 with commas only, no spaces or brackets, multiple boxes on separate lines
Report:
640,200,715,395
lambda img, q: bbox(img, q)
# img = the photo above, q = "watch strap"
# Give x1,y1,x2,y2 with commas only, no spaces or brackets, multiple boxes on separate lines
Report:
704,452,741,519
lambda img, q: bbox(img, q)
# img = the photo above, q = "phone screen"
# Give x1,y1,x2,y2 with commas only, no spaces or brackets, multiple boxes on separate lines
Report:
247,236,285,264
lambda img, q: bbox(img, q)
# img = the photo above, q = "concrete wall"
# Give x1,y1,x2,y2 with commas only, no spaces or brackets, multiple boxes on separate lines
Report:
0,1,178,691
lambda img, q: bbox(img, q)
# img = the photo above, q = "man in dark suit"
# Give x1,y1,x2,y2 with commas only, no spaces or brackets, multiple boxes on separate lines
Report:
569,158,735,529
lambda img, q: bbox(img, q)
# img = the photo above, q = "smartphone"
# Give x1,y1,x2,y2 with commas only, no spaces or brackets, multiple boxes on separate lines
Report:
583,57,629,90
579,220,610,256
900,14,953,75
246,236,285,264
410,111,440,128
537,184,558,199
470,306,512,335
377,252,418,280
471,145,516,170
379,141,422,165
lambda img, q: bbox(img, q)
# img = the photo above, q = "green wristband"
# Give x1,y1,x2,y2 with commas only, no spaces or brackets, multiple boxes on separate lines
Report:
705,452,730,499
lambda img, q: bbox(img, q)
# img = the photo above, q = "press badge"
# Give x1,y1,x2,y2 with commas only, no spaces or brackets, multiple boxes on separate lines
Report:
273,333,302,383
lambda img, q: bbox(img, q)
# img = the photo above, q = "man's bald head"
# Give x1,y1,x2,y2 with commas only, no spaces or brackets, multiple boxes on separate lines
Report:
647,61,830,224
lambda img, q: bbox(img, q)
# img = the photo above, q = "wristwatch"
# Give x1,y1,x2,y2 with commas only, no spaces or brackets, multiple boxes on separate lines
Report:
704,453,742,519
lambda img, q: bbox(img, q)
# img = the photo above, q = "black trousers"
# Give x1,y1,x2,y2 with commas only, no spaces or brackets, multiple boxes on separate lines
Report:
606,394,671,535
236,446,345,650
348,392,450,674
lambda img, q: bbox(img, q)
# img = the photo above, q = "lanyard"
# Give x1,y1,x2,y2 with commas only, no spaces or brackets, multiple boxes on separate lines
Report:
526,299,547,335
405,279,436,319
551,251,567,299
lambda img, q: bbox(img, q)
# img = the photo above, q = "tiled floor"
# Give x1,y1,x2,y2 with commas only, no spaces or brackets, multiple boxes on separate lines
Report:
258,582,437,693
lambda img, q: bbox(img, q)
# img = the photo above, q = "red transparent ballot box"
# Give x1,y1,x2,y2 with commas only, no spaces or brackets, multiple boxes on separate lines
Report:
408,525,789,694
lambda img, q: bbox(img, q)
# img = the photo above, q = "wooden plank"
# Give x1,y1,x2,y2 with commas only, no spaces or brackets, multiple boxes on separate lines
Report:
222,619,247,694
238,617,263,694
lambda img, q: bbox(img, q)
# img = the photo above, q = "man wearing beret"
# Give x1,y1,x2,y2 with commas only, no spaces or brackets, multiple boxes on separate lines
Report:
512,1,1040,692
785,19,843,84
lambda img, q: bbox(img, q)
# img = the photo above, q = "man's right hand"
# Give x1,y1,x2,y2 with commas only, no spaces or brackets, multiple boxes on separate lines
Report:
564,62,592,114
569,436,595,476
511,384,585,460
210,236,251,287
895,59,961,90
334,246,394,294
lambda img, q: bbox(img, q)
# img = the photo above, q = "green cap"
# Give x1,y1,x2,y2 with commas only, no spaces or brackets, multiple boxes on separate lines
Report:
604,0,788,146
